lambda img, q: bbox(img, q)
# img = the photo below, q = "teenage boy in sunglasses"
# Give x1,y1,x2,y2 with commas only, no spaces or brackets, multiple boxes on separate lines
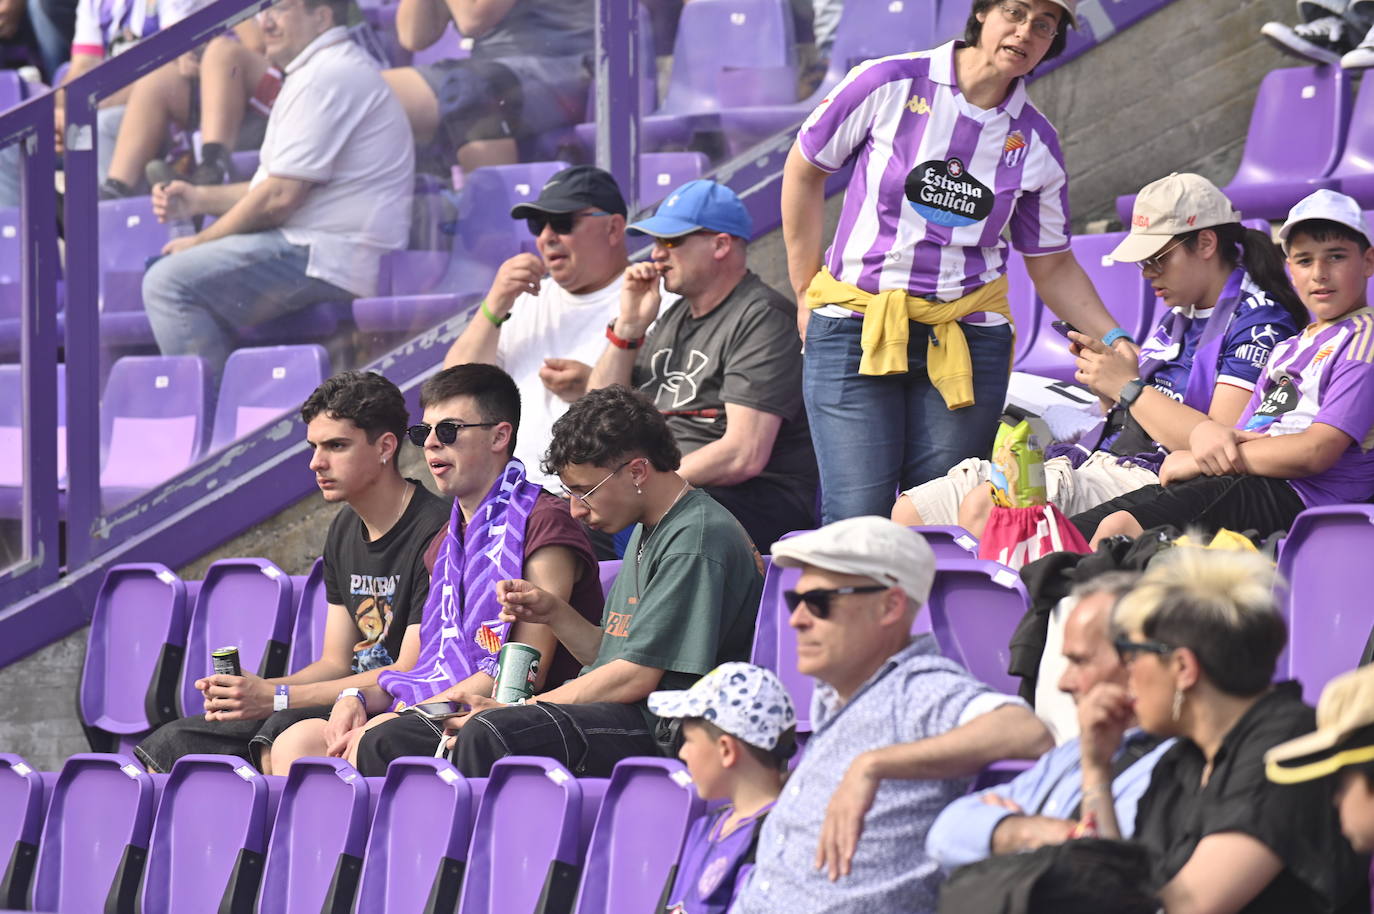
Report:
587,179,818,551
444,164,633,493
731,516,1052,914
134,370,450,774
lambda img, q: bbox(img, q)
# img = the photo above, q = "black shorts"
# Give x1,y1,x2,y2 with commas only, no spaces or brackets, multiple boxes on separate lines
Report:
1070,475,1307,542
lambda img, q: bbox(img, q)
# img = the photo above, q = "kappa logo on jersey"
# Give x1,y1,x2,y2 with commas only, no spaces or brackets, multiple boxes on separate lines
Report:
905,157,994,228
1003,130,1028,167
649,347,711,409
905,94,931,116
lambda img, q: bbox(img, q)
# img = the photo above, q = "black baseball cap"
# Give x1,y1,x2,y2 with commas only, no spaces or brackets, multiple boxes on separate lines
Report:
509,165,627,219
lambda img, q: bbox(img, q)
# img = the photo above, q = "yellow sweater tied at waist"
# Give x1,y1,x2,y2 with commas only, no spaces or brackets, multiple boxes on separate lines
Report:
805,268,1014,410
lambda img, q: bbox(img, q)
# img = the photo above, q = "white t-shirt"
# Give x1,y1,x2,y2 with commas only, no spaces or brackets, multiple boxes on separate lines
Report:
495,277,623,489
254,28,414,298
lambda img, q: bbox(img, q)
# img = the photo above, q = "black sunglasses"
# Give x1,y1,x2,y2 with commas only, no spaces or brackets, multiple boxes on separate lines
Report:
783,585,888,619
406,420,498,447
1113,636,1174,663
526,210,611,237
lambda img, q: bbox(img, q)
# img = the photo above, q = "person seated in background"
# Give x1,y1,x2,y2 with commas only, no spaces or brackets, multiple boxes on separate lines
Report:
894,173,1304,537
0,0,76,83
354,386,764,778
1073,190,1374,546
443,165,628,493
731,518,1053,914
141,0,413,385
926,571,1174,870
382,0,592,172
133,370,450,774
1078,546,1368,913
648,662,797,914
269,362,602,772
587,179,818,551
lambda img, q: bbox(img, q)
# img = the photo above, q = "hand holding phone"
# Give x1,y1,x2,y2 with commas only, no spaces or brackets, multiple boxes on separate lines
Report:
408,700,470,721
1051,320,1079,339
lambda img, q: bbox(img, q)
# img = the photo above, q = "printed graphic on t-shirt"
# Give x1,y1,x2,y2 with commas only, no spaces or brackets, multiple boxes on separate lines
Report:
350,573,400,671
905,157,994,228
1244,376,1300,432
648,347,712,411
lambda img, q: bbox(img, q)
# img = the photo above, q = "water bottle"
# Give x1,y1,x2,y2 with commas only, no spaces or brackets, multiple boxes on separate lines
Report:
145,160,195,239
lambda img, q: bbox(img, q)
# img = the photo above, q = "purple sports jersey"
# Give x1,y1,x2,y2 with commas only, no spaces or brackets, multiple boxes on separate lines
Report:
1240,307,1374,506
665,803,771,914
797,41,1070,302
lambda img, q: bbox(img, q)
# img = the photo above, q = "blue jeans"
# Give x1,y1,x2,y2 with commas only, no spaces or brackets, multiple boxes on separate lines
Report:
142,229,350,382
803,314,1013,524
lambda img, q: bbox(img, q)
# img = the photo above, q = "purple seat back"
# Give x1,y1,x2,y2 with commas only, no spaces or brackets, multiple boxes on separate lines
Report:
99,355,210,501
210,345,330,452
750,530,811,729
454,162,571,274
598,560,622,600
1275,505,1374,704
31,753,158,913
80,563,190,742
639,152,710,209
1004,251,1041,366
0,753,43,907
572,758,704,914
661,0,796,115
0,71,22,113
259,758,371,914
411,23,470,68
0,207,19,319
909,525,979,561
1333,76,1374,202
927,558,1029,693
140,755,274,914
179,558,294,718
355,758,477,914
0,362,67,492
457,756,586,914
823,0,934,87
97,196,168,312
288,557,329,674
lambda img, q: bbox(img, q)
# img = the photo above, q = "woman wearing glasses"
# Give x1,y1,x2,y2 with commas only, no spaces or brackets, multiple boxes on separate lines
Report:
1077,547,1366,913
894,173,1303,536
782,0,1132,524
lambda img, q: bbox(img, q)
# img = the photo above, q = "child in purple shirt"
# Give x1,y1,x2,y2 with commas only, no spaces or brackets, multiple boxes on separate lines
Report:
647,663,797,914
1072,189,1374,545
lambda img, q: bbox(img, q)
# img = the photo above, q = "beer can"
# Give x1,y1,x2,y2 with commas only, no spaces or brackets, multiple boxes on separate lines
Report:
493,642,540,704
211,646,242,677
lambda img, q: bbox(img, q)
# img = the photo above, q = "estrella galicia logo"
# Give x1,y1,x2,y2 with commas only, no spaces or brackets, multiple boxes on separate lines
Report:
906,158,995,228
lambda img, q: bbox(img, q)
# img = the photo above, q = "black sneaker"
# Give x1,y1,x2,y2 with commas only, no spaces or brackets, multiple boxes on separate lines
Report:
1261,15,1355,65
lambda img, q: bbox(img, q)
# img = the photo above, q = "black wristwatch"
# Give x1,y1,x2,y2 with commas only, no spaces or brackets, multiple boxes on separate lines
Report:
1117,378,1146,409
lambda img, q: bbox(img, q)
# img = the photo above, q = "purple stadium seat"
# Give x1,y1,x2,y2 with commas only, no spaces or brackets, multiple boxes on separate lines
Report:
572,758,704,914
598,560,622,599
97,196,167,320
0,362,67,518
0,71,22,114
140,755,275,914
209,344,330,453
0,754,43,909
30,753,159,914
79,563,190,754
100,355,210,509
374,249,451,297
288,557,329,675
179,558,294,719
354,758,478,914
0,207,19,322
1275,505,1374,704
457,756,589,914
1331,75,1374,206
258,758,370,914
909,525,979,561
639,152,710,209
569,18,657,159
411,23,471,67
927,558,1029,693
749,531,810,728
229,149,260,179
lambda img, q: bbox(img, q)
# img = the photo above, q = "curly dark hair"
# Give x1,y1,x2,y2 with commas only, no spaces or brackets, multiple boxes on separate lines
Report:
542,385,681,476
300,370,408,445
964,0,1069,66
420,363,522,457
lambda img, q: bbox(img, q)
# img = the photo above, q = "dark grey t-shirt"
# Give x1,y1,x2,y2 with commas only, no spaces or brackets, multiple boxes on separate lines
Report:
632,271,818,505
472,0,593,59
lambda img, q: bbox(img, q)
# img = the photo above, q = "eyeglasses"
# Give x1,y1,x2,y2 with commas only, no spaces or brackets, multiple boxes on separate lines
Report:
783,585,889,619
657,231,716,249
1138,237,1188,274
406,420,498,447
996,1,1059,40
1113,636,1175,664
561,460,632,506
526,210,611,237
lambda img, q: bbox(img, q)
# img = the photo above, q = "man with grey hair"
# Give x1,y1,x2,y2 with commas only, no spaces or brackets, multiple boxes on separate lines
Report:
925,572,1174,870
731,516,1053,914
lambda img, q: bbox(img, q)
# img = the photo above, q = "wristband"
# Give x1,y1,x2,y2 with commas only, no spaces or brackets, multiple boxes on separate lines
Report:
273,684,289,712
336,687,365,709
480,299,511,327
605,320,645,349
1101,327,1135,348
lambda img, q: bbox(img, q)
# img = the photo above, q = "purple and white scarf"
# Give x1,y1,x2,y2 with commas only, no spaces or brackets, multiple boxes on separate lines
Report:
379,459,542,710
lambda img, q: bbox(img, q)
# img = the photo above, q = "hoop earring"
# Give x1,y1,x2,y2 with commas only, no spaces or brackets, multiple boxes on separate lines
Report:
1171,689,1184,722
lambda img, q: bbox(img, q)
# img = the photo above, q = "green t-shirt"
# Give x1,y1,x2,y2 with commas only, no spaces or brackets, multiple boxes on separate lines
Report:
583,488,764,722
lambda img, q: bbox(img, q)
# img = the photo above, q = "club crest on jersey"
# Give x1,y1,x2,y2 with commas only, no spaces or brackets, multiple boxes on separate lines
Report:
474,621,504,654
905,157,994,228
1003,130,1028,167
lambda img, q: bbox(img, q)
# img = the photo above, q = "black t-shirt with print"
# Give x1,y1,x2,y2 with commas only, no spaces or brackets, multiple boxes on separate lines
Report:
322,480,451,673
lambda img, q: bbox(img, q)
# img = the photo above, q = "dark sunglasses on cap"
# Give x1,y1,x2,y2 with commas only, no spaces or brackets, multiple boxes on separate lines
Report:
782,585,888,619
526,210,611,237
406,420,498,447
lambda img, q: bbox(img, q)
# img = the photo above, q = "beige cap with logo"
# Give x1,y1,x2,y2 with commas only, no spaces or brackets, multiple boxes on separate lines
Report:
1109,173,1242,264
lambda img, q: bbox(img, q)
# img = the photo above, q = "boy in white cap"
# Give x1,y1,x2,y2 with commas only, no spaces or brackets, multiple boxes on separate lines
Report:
647,662,797,914
1073,189,1374,545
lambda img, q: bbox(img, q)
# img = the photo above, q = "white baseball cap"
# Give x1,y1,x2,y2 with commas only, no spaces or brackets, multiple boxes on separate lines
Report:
1110,173,1241,263
1046,0,1078,29
769,516,936,607
647,662,797,752
1277,189,1373,251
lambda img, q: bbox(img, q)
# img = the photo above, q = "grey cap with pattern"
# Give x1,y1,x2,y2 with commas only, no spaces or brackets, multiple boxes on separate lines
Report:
648,662,796,751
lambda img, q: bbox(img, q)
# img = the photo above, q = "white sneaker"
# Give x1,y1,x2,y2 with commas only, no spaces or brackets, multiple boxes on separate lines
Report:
1341,21,1374,67
1261,15,1354,64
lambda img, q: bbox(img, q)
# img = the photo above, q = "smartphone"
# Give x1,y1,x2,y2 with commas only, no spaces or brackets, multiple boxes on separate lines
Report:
408,700,469,720
1050,320,1079,339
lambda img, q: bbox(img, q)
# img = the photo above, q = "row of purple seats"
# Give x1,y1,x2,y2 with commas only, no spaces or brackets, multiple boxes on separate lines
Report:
78,556,329,754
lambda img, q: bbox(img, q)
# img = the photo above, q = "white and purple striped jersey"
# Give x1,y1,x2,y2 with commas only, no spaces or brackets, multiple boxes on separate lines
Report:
797,40,1071,305
72,0,159,58
1240,307,1374,506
